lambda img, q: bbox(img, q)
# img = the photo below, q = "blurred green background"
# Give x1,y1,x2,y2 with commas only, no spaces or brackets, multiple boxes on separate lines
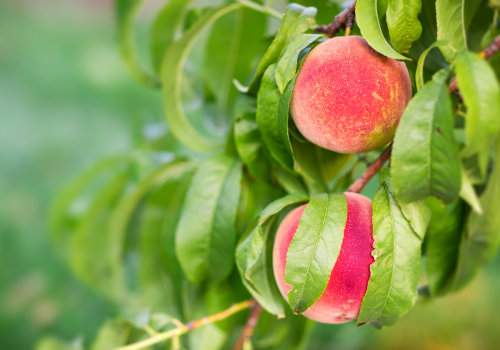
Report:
1,1,499,349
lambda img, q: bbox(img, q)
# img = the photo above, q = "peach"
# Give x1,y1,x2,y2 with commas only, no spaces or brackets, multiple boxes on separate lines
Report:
291,36,412,154
272,192,374,323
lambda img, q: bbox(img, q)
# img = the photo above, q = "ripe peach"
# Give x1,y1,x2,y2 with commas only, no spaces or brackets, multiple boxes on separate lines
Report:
291,36,412,154
272,192,374,323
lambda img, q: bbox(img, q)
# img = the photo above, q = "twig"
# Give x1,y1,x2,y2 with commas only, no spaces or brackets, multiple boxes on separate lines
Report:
347,144,392,193
233,303,263,350
316,0,357,37
115,299,256,350
449,34,500,94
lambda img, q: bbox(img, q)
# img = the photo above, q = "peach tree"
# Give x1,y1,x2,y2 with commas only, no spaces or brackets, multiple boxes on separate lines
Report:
47,0,500,349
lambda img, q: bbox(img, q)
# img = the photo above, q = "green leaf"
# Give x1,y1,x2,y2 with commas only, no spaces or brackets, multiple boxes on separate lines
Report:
459,164,483,214
136,167,195,316
292,139,354,195
115,0,160,87
176,155,242,283
358,171,428,327
392,68,461,202
415,40,448,91
455,51,500,175
356,0,409,60
275,34,323,94
35,337,81,350
285,193,347,313
247,4,317,93
150,0,194,72
108,161,196,291
452,139,500,290
234,95,271,181
204,7,267,115
50,155,132,255
436,0,467,61
425,198,464,296
386,0,422,54
236,194,308,316
91,319,143,350
161,4,241,152
256,64,294,170
70,169,131,294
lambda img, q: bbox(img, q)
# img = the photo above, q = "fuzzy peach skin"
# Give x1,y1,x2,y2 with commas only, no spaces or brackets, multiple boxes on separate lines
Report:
272,192,374,324
291,36,412,154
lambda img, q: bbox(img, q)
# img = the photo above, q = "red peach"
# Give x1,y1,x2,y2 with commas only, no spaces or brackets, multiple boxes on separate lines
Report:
291,36,412,154
272,192,374,323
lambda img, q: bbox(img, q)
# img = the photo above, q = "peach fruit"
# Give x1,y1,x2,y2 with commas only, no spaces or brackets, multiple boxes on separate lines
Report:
272,192,374,323
291,36,412,154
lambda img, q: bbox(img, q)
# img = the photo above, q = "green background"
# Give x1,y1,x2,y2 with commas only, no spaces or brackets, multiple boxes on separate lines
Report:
1,0,499,349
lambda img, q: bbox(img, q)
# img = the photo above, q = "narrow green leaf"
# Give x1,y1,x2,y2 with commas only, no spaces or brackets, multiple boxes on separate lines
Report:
108,161,196,289
436,0,467,61
356,0,409,60
247,4,317,93
415,40,448,91
205,7,267,115
452,139,500,290
90,319,137,350
50,155,132,254
386,0,422,54
234,95,271,181
256,64,294,170
275,34,323,94
161,4,241,152
176,155,242,283
116,0,160,87
392,68,461,202
236,194,308,316
285,193,347,313
455,51,500,175
138,175,193,318
292,139,354,195
150,0,193,72
459,165,483,214
425,198,464,296
358,171,428,327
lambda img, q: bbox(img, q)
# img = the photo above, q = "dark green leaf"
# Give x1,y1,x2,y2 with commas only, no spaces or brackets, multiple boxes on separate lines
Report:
285,193,347,313
358,171,429,327
256,64,294,170
236,194,308,316
386,0,422,53
425,198,464,295
176,155,242,283
436,0,467,61
275,34,323,93
356,0,409,60
455,51,500,175
247,4,318,93
150,0,194,72
161,4,241,152
452,139,500,290
234,95,271,181
392,68,461,202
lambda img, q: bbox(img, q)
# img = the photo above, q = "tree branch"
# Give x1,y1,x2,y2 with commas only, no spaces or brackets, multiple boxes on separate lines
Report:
316,0,357,38
347,144,392,193
232,303,263,350
116,299,256,350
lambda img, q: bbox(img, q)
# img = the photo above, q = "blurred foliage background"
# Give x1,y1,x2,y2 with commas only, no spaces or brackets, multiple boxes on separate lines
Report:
1,0,500,349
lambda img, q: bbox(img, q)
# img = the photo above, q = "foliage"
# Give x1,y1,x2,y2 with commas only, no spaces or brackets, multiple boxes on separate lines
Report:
47,0,500,348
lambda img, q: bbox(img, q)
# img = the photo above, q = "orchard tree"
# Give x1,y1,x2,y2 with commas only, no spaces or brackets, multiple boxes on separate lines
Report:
46,0,500,349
